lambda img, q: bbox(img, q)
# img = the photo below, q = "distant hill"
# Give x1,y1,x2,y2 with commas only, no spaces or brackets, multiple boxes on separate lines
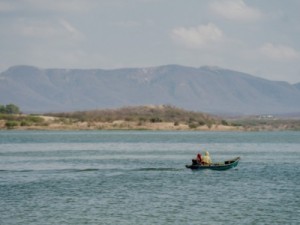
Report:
1,64,300,115
295,82,300,90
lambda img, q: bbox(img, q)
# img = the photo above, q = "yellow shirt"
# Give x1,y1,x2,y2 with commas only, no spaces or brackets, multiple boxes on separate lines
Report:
202,153,212,164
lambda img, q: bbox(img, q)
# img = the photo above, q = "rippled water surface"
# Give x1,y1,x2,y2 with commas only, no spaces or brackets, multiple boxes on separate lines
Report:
0,131,299,224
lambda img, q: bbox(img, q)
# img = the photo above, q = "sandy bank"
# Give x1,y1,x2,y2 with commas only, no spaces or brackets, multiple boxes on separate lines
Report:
0,119,241,131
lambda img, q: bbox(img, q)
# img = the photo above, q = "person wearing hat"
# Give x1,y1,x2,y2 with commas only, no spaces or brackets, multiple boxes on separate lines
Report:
202,151,212,164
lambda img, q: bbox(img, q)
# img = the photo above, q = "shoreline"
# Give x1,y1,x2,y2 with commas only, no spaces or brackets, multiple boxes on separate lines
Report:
0,120,242,131
1,112,300,131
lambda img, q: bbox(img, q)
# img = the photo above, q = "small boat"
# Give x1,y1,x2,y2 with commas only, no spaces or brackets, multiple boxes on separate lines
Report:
186,157,240,171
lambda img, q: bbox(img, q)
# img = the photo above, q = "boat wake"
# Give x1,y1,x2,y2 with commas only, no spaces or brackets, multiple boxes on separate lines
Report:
0,169,34,173
0,168,101,173
132,167,184,172
0,167,185,174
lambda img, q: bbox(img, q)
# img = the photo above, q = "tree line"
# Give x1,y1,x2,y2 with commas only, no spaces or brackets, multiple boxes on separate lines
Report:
0,104,20,114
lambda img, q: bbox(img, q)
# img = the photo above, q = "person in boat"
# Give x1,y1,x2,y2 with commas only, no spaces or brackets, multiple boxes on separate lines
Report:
196,153,202,164
202,151,212,165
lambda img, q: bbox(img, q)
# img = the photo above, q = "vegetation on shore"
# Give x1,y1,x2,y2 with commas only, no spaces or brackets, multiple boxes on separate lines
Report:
0,114,46,129
0,104,20,114
44,105,234,130
227,117,300,131
47,105,224,127
0,104,235,130
1,103,300,131
0,104,45,129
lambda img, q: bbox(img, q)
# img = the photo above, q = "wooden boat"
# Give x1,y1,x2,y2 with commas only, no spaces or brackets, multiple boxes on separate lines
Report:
186,157,240,171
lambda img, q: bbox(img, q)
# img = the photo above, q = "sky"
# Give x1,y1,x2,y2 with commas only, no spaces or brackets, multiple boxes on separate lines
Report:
1,0,300,83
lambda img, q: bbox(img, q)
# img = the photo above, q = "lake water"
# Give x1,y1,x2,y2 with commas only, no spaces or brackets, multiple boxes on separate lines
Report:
0,131,299,224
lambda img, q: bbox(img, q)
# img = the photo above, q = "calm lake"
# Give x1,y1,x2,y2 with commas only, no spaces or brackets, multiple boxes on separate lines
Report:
0,131,299,224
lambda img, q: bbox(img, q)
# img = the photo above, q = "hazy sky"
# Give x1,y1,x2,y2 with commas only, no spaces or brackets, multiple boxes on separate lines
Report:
1,0,300,83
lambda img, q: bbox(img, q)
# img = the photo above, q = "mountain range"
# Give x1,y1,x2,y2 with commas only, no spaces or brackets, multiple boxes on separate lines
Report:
0,64,300,115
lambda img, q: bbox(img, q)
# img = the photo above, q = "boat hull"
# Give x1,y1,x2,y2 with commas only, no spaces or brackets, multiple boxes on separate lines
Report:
186,157,240,171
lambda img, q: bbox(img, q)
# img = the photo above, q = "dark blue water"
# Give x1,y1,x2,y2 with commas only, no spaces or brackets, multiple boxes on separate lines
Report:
0,131,299,224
